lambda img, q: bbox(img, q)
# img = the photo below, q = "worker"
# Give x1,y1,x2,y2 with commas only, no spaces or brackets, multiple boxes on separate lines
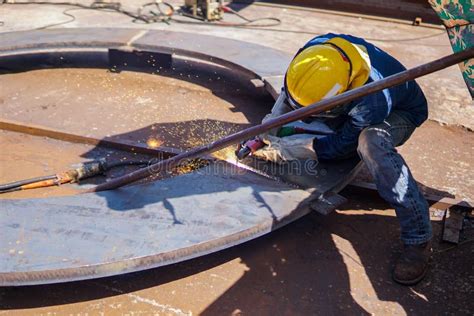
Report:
253,33,432,285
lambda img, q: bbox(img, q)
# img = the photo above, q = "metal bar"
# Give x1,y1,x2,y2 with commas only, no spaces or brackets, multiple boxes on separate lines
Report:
0,118,182,158
89,48,474,192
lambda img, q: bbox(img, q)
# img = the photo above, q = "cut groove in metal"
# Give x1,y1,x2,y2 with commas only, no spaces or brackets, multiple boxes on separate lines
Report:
0,119,182,158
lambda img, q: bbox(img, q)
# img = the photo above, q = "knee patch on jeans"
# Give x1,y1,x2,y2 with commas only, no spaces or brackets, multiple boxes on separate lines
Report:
357,127,392,156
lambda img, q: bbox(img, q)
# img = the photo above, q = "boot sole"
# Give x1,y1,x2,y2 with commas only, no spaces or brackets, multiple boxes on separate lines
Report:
392,266,428,286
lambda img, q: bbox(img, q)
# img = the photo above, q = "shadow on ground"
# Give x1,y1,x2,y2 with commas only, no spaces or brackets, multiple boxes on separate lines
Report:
200,189,473,315
1,189,472,314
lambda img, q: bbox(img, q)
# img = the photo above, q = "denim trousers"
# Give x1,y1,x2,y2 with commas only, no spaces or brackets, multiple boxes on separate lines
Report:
357,111,432,245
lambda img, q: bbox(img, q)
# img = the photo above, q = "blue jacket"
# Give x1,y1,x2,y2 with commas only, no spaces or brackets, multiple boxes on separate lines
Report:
306,34,428,160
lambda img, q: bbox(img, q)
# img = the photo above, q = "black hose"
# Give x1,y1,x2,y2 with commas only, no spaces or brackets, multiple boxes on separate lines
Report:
105,160,149,170
0,175,57,191
0,160,149,194
0,187,22,194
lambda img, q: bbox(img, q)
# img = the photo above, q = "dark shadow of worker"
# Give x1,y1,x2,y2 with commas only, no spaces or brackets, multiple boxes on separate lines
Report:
200,189,471,315
3,189,470,314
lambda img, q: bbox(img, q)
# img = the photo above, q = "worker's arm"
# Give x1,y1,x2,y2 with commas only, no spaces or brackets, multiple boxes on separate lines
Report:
313,90,391,160
253,91,317,163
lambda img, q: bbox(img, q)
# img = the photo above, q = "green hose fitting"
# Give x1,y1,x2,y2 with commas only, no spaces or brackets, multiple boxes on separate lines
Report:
277,126,298,137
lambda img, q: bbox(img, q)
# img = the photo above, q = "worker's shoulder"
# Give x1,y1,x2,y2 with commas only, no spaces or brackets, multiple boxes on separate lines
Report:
302,33,389,55
304,33,377,51
303,33,406,73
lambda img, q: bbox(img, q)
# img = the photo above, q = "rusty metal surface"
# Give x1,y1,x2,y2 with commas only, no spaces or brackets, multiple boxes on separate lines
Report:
255,0,440,24
0,118,183,158
0,28,291,91
0,28,360,285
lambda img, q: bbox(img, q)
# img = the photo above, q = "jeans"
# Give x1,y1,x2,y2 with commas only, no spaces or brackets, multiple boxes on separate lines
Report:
357,111,432,245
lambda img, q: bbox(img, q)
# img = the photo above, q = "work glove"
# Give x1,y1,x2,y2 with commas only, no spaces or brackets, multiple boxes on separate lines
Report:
261,91,293,136
253,134,318,164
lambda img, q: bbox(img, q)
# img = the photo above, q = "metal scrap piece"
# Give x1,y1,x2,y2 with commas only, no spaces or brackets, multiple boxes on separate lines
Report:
443,207,465,244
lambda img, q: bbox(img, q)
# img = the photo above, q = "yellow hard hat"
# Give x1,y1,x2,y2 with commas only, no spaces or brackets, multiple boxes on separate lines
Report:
285,37,371,108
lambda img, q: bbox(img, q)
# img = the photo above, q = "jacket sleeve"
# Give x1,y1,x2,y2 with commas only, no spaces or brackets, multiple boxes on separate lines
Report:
313,90,392,160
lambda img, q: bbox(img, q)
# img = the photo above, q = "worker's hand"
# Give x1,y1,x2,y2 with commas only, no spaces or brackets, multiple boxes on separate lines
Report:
253,134,318,164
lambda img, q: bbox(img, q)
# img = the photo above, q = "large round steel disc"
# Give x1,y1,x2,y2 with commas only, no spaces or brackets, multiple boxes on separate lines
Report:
0,29,360,285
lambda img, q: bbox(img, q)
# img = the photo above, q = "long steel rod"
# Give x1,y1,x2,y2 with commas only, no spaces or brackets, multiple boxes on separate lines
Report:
89,48,474,192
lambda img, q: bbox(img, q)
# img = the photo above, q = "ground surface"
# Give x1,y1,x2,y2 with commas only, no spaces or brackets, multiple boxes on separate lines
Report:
0,2,473,315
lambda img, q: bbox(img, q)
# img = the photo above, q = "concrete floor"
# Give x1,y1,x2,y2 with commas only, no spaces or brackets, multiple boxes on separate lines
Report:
0,2,473,315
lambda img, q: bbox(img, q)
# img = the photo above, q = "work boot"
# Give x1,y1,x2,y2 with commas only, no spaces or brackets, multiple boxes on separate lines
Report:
392,242,431,285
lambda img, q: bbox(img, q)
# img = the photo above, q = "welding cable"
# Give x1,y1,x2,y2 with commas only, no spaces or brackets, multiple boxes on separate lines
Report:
0,187,22,194
0,175,58,191
35,7,80,30
221,5,281,27
0,159,150,194
0,177,65,194
2,1,285,31
1,1,174,25
137,1,174,24
171,15,279,28
1,0,444,42
173,6,281,28
14,0,282,28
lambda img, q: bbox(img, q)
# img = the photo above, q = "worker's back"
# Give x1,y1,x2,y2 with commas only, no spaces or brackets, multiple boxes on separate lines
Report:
302,33,428,127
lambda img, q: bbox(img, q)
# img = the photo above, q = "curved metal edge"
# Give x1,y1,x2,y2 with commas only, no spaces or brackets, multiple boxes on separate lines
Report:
0,202,312,286
0,28,360,286
0,47,264,88
0,47,280,105
0,28,291,97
